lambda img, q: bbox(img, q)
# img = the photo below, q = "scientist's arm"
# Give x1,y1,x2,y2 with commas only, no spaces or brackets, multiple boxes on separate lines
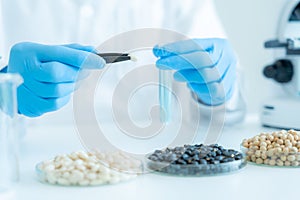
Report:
5,42,105,117
153,38,246,125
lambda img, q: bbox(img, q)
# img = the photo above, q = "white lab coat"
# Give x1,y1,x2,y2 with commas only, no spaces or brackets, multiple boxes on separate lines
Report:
0,0,246,144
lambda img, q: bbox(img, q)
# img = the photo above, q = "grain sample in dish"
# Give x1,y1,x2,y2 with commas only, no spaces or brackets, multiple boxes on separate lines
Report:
36,151,141,186
242,130,300,167
147,144,246,176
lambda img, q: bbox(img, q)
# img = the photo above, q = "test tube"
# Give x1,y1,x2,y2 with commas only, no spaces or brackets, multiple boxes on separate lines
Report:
159,70,172,123
0,73,23,194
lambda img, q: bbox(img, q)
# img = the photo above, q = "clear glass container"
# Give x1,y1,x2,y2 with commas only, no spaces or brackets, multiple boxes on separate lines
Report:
35,161,140,186
0,73,23,194
145,154,247,176
241,145,300,167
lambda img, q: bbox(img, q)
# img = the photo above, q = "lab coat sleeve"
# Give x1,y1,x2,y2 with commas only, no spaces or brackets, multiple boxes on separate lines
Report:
186,0,227,38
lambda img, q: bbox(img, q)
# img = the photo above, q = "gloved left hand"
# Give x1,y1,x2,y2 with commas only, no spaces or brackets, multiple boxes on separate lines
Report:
153,38,237,106
7,42,105,117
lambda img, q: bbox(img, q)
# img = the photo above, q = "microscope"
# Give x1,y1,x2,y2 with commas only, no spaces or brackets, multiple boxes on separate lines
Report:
262,0,300,129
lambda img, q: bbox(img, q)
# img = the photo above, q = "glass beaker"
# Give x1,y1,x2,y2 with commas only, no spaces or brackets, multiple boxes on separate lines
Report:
0,73,23,194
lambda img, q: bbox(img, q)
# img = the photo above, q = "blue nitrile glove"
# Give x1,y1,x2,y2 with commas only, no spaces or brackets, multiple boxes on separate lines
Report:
6,42,105,117
153,38,237,106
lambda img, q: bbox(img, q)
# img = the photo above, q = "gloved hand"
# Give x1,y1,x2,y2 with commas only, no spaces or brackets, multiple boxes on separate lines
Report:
153,38,237,106
7,42,105,117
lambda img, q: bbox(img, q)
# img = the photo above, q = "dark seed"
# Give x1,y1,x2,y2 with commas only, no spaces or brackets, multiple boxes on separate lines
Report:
199,159,208,165
181,153,189,161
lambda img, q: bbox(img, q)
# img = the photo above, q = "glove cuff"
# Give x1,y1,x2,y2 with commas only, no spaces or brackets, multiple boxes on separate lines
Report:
0,66,8,73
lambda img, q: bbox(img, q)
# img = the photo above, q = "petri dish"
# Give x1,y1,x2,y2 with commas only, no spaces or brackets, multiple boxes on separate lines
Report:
35,151,142,186
35,161,139,186
145,157,246,176
241,145,300,168
145,145,247,177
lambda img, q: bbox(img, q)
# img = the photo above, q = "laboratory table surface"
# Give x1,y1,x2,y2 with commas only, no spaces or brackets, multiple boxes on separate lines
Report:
4,115,300,200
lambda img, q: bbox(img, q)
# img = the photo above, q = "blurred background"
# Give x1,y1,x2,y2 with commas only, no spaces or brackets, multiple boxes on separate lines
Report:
215,0,286,114
28,0,289,125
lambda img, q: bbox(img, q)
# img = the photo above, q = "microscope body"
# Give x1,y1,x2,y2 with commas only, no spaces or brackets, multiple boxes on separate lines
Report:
261,0,300,129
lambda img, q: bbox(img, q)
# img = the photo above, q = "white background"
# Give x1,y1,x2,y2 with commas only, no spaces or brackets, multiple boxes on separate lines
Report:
215,0,287,114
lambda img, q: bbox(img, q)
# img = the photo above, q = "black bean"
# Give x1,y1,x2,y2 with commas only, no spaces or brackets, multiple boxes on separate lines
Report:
199,159,208,165
181,153,189,161
210,151,217,157
209,144,219,148
218,146,224,151
149,155,158,161
154,150,162,154
216,150,222,155
191,161,199,165
211,160,220,164
177,159,187,165
215,155,224,161
192,154,200,161
185,150,193,156
234,154,243,160
166,154,177,162
149,144,242,167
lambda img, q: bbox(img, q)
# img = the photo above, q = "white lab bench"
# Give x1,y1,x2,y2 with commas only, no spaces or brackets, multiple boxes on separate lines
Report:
8,115,300,200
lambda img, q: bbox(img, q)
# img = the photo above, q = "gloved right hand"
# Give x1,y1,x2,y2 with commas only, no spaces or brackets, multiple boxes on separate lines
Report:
7,42,105,117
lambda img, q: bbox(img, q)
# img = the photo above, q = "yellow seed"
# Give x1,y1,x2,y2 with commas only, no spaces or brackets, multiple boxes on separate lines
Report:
287,155,296,162
268,135,274,141
246,156,251,161
260,146,267,151
288,134,294,141
260,142,267,147
290,147,298,153
276,159,284,166
256,158,263,164
285,161,291,166
267,149,274,157
269,160,276,166
294,135,299,141
274,144,280,148
242,142,249,148
282,134,287,140
283,148,290,155
280,155,287,161
263,159,269,165
277,139,283,145
292,161,299,166
252,146,259,150
284,139,291,145
255,150,261,157
260,136,266,141
271,155,278,160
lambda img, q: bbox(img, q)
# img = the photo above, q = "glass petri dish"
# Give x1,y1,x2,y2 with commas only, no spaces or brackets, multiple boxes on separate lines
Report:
241,145,300,168
145,154,247,177
35,161,139,186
